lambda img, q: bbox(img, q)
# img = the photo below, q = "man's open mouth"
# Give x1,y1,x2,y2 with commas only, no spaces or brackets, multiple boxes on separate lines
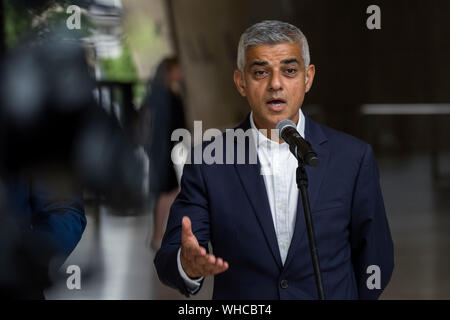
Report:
266,99,286,110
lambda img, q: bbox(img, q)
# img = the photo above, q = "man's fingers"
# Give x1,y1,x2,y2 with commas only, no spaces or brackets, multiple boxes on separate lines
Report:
211,260,229,275
212,257,229,273
193,254,229,276
208,254,216,265
213,257,228,272
193,253,212,266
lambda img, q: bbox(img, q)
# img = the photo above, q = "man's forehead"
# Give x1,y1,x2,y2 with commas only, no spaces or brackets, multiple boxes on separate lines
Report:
245,42,303,66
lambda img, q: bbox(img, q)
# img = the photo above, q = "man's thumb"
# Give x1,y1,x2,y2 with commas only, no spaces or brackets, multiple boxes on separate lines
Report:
181,216,193,242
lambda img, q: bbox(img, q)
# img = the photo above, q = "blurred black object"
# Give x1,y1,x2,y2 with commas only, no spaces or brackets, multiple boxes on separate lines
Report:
0,175,86,299
0,16,148,297
0,30,148,209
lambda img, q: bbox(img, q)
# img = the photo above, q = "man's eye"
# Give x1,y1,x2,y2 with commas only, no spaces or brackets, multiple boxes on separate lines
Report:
254,70,266,76
286,68,297,74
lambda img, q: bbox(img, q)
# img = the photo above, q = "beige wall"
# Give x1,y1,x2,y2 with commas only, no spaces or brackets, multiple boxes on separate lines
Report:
171,0,252,134
123,0,252,138
122,0,174,81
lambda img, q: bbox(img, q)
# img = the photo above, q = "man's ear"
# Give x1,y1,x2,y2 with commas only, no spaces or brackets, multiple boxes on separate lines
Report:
233,69,246,97
305,64,315,93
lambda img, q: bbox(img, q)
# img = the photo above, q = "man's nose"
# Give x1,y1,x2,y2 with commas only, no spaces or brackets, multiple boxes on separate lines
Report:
269,71,282,91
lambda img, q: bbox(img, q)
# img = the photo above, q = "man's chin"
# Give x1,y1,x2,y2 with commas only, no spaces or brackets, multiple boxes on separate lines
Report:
268,111,299,126
253,109,299,129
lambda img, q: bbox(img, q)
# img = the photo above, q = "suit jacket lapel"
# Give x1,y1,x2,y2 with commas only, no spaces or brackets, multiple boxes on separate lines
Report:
233,115,283,270
284,115,329,270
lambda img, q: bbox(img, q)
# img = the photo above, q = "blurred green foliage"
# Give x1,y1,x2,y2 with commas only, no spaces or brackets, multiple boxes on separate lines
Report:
4,1,32,48
99,42,138,82
3,1,145,104
4,2,93,47
42,6,94,38
99,42,147,106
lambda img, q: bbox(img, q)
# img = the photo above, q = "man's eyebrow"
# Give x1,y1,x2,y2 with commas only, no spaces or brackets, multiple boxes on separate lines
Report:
249,61,268,68
281,58,300,65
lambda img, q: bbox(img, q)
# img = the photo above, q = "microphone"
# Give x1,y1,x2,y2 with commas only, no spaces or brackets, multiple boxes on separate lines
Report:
276,119,319,167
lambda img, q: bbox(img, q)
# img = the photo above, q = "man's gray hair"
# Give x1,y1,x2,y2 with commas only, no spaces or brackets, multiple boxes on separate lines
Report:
237,20,310,73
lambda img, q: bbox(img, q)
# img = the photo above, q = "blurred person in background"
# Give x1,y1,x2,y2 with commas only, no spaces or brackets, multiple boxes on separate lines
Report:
143,57,186,251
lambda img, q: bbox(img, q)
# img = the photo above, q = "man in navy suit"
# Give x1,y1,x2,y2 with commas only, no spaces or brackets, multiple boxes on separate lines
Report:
154,20,394,299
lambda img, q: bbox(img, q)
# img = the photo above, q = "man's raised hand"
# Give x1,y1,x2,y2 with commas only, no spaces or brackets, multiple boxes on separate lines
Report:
180,216,229,279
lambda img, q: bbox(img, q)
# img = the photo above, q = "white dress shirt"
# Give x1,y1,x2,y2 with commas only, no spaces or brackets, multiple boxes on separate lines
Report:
177,110,306,291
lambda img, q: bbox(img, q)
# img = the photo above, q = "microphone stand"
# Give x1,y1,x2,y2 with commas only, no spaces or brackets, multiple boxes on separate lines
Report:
296,158,326,300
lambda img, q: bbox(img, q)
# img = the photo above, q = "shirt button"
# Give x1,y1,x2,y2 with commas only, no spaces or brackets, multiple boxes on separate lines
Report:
280,279,289,289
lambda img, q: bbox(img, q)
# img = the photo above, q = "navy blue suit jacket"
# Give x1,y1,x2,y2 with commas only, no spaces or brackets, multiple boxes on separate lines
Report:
154,114,394,300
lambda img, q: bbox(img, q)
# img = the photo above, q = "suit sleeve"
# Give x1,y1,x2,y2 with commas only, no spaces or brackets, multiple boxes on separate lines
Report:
350,144,394,299
28,178,87,272
154,158,211,297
